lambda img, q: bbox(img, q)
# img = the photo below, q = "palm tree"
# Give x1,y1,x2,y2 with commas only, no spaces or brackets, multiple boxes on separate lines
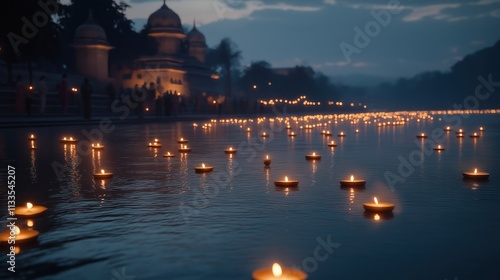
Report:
215,38,241,98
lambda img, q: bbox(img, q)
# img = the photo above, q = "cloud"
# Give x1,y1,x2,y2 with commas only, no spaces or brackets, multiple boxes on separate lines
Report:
323,0,337,5
402,4,461,22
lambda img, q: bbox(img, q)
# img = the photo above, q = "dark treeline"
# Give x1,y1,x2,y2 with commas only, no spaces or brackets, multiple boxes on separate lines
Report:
359,40,500,110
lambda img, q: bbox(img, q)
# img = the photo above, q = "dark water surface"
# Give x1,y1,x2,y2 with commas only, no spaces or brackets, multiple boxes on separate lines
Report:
1,113,499,280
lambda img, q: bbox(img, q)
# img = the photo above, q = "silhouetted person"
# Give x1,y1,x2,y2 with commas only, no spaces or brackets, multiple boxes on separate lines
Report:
15,75,25,114
59,73,69,113
81,78,92,119
38,76,47,114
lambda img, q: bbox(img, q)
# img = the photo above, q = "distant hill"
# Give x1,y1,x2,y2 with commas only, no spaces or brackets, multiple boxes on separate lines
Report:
363,40,500,110
330,74,397,88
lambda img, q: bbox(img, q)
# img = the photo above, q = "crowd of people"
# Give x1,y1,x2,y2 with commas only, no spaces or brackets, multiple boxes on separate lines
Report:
11,74,260,119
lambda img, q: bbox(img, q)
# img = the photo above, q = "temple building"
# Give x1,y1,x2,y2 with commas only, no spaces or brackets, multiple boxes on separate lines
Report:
74,1,220,98
72,12,113,82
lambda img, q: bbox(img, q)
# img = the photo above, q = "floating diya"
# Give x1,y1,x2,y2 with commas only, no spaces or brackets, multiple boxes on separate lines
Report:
246,127,252,132
15,202,47,217
29,134,36,140
324,131,333,136
355,129,359,133
163,152,176,158
288,132,296,137
0,226,39,243
479,126,484,131
60,136,77,144
147,139,162,148
340,175,366,187
261,132,269,138
416,133,427,139
469,132,480,138
463,168,489,180
252,263,307,280
177,138,189,144
433,144,445,151
455,129,464,134
305,152,321,160
194,163,213,173
338,132,346,137
264,155,272,166
274,176,299,187
456,133,464,138
363,197,395,213
224,147,237,154
178,145,192,153
91,143,104,150
444,126,452,132
93,169,113,179
327,140,337,147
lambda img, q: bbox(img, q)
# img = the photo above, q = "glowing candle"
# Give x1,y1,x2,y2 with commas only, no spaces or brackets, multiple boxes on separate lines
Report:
305,152,321,160
163,152,176,158
340,174,366,187
0,226,39,243
224,147,238,154
93,169,113,179
252,263,307,280
363,196,395,213
433,144,445,151
264,155,271,166
195,163,213,173
463,168,489,180
15,202,47,216
274,176,299,187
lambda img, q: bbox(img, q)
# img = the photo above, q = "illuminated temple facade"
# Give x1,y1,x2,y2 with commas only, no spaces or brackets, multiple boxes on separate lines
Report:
75,1,220,98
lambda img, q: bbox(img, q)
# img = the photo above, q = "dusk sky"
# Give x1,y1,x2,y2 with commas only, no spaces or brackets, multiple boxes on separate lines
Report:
123,0,500,79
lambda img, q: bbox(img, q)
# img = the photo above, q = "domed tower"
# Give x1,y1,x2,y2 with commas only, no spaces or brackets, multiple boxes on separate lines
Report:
72,12,113,81
187,21,207,62
148,0,186,55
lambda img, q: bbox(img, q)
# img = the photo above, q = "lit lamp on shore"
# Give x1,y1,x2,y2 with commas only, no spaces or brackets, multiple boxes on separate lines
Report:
264,155,271,167
305,152,321,160
338,132,346,137
178,145,192,153
469,132,480,138
327,140,337,147
433,145,445,151
15,202,47,217
0,226,39,243
177,138,189,144
463,168,489,180
363,197,395,213
147,139,162,148
252,263,307,280
224,147,237,154
416,133,427,139
94,169,113,179
91,143,104,150
274,176,299,188
340,175,366,187
60,137,77,144
194,163,213,173
163,152,175,158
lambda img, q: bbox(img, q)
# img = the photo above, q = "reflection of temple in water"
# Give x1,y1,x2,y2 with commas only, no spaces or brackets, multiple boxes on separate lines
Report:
73,1,221,101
